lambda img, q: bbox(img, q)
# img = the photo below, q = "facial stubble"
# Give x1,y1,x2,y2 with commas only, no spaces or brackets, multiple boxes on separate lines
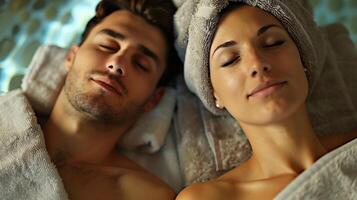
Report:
63,62,147,126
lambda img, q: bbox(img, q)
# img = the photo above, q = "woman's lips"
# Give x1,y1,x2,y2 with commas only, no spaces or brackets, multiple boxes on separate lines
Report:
248,80,287,99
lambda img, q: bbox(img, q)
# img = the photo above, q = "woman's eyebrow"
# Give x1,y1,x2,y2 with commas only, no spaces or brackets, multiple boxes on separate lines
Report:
257,24,283,36
212,40,237,57
212,23,283,58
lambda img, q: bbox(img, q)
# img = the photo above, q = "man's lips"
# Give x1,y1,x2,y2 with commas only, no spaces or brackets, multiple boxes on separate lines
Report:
247,80,287,98
90,77,123,96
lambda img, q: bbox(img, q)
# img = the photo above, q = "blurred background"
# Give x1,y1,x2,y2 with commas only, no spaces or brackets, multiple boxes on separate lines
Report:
0,0,356,93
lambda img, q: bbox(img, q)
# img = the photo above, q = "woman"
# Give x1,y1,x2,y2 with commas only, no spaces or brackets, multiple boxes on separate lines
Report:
174,1,357,200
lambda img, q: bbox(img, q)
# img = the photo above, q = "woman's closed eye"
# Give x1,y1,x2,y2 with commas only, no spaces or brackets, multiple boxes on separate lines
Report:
264,40,285,48
221,56,240,67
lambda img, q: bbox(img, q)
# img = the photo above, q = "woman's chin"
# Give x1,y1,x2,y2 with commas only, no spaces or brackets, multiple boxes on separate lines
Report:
233,107,296,127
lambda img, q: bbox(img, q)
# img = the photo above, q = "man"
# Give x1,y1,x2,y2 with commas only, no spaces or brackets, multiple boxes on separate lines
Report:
0,0,179,199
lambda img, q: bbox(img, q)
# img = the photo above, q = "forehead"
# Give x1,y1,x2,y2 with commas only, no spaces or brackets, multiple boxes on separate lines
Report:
214,6,283,39
97,10,159,35
88,10,167,59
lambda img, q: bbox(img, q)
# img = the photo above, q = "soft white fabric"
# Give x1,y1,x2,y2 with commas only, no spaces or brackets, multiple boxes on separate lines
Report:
0,90,68,200
121,125,184,192
119,88,177,153
22,45,67,116
175,76,250,184
275,139,357,200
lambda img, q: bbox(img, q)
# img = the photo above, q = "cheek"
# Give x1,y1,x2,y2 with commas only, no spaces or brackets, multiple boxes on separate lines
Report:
77,47,106,68
224,76,244,97
211,69,246,106
71,58,90,81
128,75,158,101
280,50,308,92
132,80,153,94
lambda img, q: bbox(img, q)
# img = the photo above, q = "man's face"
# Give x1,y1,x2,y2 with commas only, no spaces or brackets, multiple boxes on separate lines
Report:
64,10,167,124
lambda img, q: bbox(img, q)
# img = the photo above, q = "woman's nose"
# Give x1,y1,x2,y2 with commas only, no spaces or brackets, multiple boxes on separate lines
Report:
250,64,271,77
247,49,271,78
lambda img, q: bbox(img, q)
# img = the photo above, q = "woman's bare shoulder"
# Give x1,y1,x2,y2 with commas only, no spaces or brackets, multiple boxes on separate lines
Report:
176,180,235,200
176,173,296,200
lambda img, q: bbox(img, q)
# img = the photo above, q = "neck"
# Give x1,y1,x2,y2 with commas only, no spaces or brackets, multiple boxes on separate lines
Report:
43,91,131,165
240,105,327,178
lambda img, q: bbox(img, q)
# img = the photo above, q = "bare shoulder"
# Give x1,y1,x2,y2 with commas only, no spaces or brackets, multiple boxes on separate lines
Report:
320,130,357,151
176,171,297,200
117,169,176,200
176,180,235,200
59,152,175,200
107,153,176,200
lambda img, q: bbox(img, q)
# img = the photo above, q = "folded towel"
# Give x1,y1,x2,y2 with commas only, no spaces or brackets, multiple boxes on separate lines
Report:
199,101,251,171
174,76,223,185
22,45,67,116
174,76,253,185
21,45,175,153
275,139,357,200
0,90,68,200
119,87,177,153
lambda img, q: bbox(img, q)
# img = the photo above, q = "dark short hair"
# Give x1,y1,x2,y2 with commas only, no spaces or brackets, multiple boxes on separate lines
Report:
80,0,181,86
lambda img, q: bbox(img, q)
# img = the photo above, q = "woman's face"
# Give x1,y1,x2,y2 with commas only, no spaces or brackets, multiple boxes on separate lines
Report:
209,5,308,126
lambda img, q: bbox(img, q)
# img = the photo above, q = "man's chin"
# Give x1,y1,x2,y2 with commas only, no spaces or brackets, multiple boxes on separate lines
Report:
65,87,144,125
75,99,141,125
77,100,120,122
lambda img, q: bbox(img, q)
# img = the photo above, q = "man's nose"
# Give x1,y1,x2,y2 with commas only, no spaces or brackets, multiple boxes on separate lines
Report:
107,64,125,76
106,50,129,76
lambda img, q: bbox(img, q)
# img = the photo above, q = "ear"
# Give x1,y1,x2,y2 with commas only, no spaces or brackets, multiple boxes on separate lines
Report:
213,92,224,109
64,45,79,71
143,87,165,112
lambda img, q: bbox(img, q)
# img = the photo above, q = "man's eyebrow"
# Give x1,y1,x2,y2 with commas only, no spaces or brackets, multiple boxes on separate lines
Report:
97,29,126,40
138,45,160,67
98,29,160,67
212,40,237,57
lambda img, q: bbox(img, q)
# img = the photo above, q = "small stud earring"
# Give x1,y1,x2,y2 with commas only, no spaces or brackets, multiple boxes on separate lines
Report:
304,67,311,81
216,102,223,109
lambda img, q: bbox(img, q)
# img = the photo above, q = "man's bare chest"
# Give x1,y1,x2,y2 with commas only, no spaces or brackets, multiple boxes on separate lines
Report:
57,164,173,200
57,164,123,199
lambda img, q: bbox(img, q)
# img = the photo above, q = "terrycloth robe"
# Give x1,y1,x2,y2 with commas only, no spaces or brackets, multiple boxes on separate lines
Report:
0,90,68,200
275,138,357,200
